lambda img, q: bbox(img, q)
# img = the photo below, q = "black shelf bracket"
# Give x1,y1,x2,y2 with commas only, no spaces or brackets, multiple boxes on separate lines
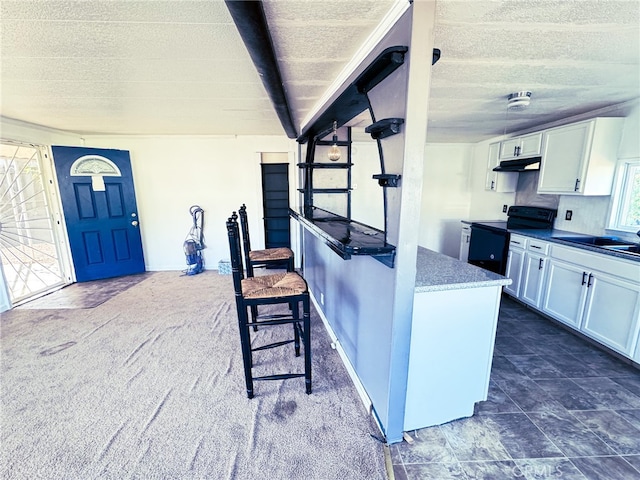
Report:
297,45,409,144
365,118,405,139
373,174,401,188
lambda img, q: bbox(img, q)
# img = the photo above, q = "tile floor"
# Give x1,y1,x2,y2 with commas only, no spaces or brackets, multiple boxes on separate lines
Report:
391,295,640,480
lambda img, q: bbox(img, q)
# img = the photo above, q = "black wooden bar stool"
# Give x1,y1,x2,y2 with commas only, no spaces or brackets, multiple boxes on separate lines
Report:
226,214,311,398
238,204,294,277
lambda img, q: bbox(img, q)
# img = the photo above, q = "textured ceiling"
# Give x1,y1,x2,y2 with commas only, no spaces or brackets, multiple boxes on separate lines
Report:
428,0,640,142
0,0,638,143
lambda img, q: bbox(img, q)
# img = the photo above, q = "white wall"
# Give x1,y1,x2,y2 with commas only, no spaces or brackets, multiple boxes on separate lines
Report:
418,143,474,258
81,134,296,271
1,117,295,274
351,141,385,230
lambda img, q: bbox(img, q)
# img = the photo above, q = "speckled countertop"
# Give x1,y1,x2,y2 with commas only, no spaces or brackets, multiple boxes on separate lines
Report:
463,220,640,263
509,228,640,263
415,247,511,293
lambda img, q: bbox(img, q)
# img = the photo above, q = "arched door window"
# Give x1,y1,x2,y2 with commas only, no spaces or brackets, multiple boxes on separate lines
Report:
70,155,122,191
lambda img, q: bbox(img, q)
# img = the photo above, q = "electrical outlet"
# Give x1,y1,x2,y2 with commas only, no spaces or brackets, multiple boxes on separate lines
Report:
502,204,508,213
565,210,573,221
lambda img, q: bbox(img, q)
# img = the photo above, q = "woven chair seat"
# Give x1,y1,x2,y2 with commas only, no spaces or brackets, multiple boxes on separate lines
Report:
249,247,294,263
227,212,311,398
241,272,307,299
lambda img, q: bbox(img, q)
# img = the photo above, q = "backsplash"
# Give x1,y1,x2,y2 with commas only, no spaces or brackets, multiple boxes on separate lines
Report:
514,171,621,238
554,195,611,235
515,171,559,209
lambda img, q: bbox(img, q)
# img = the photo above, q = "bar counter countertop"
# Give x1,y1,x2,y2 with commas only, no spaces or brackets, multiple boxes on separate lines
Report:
289,206,395,263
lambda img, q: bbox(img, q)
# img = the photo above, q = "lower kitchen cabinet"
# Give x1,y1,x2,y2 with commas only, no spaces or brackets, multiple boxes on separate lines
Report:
504,235,526,297
520,239,550,308
504,248,524,297
542,259,589,329
504,235,640,361
581,271,640,355
542,245,640,357
505,236,549,309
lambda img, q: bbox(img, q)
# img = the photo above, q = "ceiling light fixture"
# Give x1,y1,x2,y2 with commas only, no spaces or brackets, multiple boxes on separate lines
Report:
327,121,341,161
507,91,532,110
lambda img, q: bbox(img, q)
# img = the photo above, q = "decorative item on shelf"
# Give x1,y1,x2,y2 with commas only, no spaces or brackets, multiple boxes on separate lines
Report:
507,91,531,110
365,118,405,140
327,121,341,161
373,173,401,187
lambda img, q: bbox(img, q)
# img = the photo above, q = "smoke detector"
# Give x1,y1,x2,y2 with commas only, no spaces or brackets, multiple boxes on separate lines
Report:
507,91,532,109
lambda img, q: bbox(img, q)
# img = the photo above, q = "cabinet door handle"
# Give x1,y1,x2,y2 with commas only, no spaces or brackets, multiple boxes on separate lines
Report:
574,178,581,191
531,245,542,249
512,241,521,245
587,273,593,288
538,258,543,270
582,272,587,285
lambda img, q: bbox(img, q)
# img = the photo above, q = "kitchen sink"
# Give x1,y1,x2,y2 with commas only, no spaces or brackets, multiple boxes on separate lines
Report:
551,235,640,256
552,235,633,246
602,244,640,255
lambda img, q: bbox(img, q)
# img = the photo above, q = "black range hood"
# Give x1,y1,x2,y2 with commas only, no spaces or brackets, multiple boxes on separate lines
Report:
493,156,542,172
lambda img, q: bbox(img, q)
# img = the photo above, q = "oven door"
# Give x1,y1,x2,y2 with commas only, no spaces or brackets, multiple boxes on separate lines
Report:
468,226,509,274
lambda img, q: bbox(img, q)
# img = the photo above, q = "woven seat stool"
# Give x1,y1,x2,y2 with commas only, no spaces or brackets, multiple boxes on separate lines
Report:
226,214,311,398
238,204,294,277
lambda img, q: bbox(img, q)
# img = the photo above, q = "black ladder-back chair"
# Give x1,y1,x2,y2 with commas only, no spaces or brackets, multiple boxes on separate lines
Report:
226,214,311,398
238,204,294,277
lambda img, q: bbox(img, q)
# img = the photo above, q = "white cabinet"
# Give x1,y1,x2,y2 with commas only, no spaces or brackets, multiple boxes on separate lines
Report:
500,132,543,160
485,142,517,192
538,118,625,195
506,235,550,308
459,225,471,262
582,272,640,355
542,259,587,328
520,239,550,308
504,235,526,297
405,284,503,430
542,244,640,357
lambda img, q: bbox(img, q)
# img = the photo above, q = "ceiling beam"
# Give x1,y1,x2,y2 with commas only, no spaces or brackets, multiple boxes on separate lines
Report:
224,1,298,139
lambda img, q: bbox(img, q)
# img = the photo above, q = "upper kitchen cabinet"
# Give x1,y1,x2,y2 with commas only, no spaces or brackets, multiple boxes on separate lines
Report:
499,132,543,160
538,118,625,195
486,142,517,192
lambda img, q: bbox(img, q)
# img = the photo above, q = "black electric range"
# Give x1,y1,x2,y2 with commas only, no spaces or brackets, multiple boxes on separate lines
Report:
468,206,557,274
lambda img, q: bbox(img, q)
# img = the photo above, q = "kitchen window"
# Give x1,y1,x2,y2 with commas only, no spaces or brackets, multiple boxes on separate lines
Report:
609,158,640,233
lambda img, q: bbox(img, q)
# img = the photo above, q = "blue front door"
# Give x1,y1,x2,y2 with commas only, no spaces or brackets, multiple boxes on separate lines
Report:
52,146,145,282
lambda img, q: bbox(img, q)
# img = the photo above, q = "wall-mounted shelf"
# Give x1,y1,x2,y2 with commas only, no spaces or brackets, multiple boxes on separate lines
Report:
297,45,409,144
365,118,404,139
